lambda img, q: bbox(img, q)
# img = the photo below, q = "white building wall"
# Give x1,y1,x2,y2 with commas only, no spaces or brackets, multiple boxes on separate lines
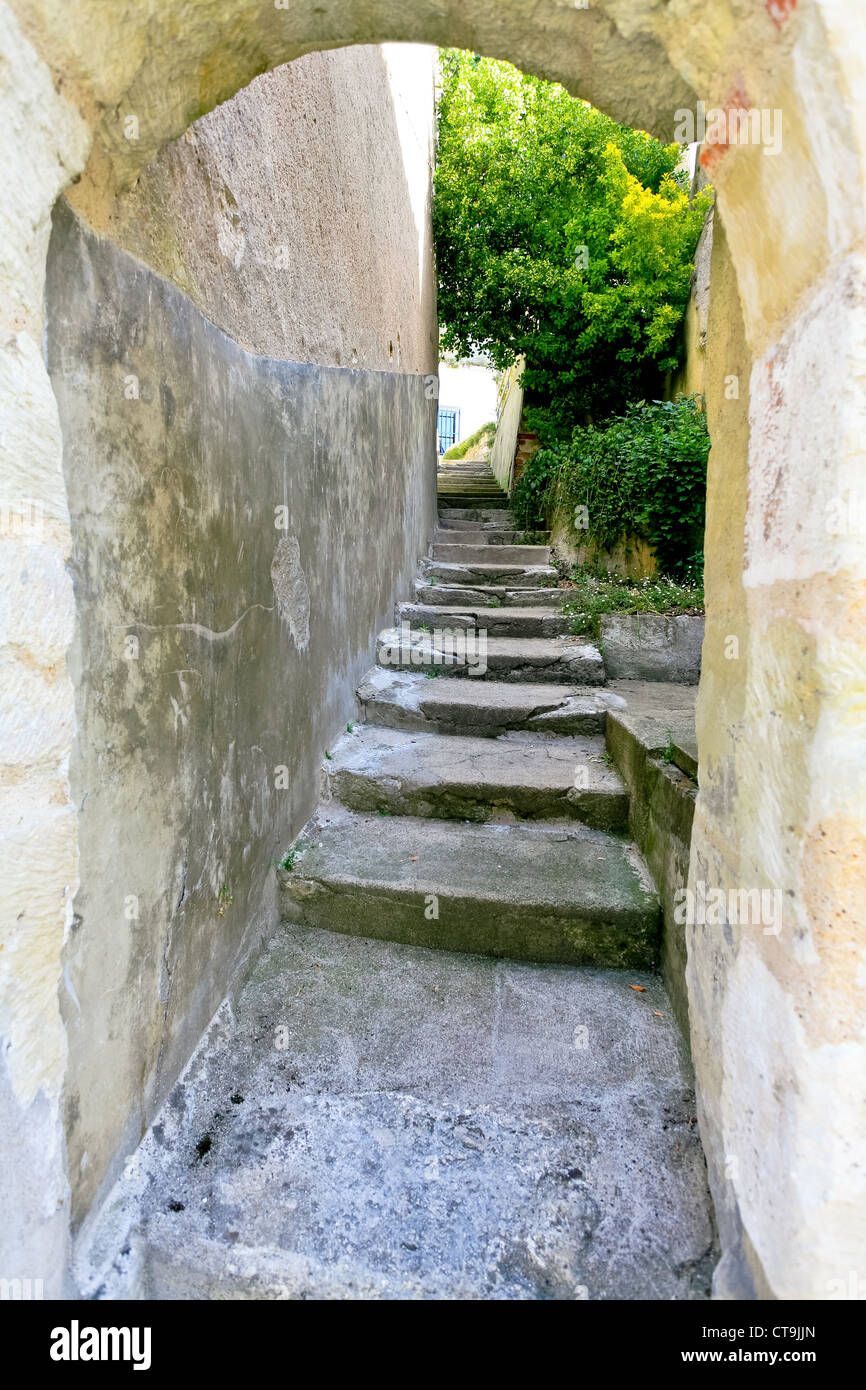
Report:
438,360,498,445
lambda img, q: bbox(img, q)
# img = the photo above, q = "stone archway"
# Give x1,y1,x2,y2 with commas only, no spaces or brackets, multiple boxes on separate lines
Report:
2,0,864,1299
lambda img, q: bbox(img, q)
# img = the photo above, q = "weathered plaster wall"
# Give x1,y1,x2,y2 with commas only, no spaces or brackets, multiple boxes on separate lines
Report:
3,0,866,1301
669,199,714,403
490,361,524,493
47,196,436,1229
86,47,437,375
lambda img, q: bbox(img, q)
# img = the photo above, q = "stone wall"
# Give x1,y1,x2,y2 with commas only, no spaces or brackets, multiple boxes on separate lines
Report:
601,615,704,684
549,521,657,581
606,686,698,1038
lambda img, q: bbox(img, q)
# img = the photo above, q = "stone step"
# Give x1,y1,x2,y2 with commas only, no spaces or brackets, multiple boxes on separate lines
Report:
399,602,571,638
438,495,511,510
436,506,515,521
88,927,712,1300
357,666,625,737
324,726,629,830
437,474,501,483
416,582,565,608
431,542,552,566
433,528,548,546
375,627,605,684
437,495,508,505
437,518,516,532
279,809,660,970
422,561,558,588
437,466,498,476
437,469,497,480
436,487,504,495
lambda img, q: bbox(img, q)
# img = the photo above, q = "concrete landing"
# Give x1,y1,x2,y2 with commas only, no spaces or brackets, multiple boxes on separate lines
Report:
79,928,714,1300
608,680,698,778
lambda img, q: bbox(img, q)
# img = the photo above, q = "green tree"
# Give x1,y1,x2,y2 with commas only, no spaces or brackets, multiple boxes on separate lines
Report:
434,51,713,433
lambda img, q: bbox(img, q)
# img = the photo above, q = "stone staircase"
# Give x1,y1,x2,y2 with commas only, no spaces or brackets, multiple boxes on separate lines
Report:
280,490,657,967
436,455,511,509
78,472,715,1301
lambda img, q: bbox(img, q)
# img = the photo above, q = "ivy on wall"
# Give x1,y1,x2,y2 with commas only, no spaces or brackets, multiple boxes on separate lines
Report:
512,397,710,579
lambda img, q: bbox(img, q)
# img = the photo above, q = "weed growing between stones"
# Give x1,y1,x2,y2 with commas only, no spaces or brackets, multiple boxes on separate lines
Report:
560,566,703,638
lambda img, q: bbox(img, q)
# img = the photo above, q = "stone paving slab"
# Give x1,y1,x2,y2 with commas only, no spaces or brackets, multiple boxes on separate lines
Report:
77,928,714,1300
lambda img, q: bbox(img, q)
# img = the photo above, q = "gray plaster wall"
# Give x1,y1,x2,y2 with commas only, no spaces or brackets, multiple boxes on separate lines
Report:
46,195,436,1229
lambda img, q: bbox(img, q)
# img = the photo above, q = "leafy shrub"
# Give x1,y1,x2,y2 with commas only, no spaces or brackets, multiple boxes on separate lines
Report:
510,398,709,575
511,449,559,528
556,397,709,575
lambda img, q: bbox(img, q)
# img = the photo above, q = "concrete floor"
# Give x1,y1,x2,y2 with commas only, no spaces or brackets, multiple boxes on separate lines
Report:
79,925,716,1300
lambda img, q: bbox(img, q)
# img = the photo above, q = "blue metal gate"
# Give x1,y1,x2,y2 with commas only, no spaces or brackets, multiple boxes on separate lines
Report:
437,408,460,455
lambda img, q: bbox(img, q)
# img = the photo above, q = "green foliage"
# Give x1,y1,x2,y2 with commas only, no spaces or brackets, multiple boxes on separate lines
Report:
557,397,709,575
511,449,559,528
434,51,713,424
515,398,708,575
560,566,704,638
443,421,496,459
